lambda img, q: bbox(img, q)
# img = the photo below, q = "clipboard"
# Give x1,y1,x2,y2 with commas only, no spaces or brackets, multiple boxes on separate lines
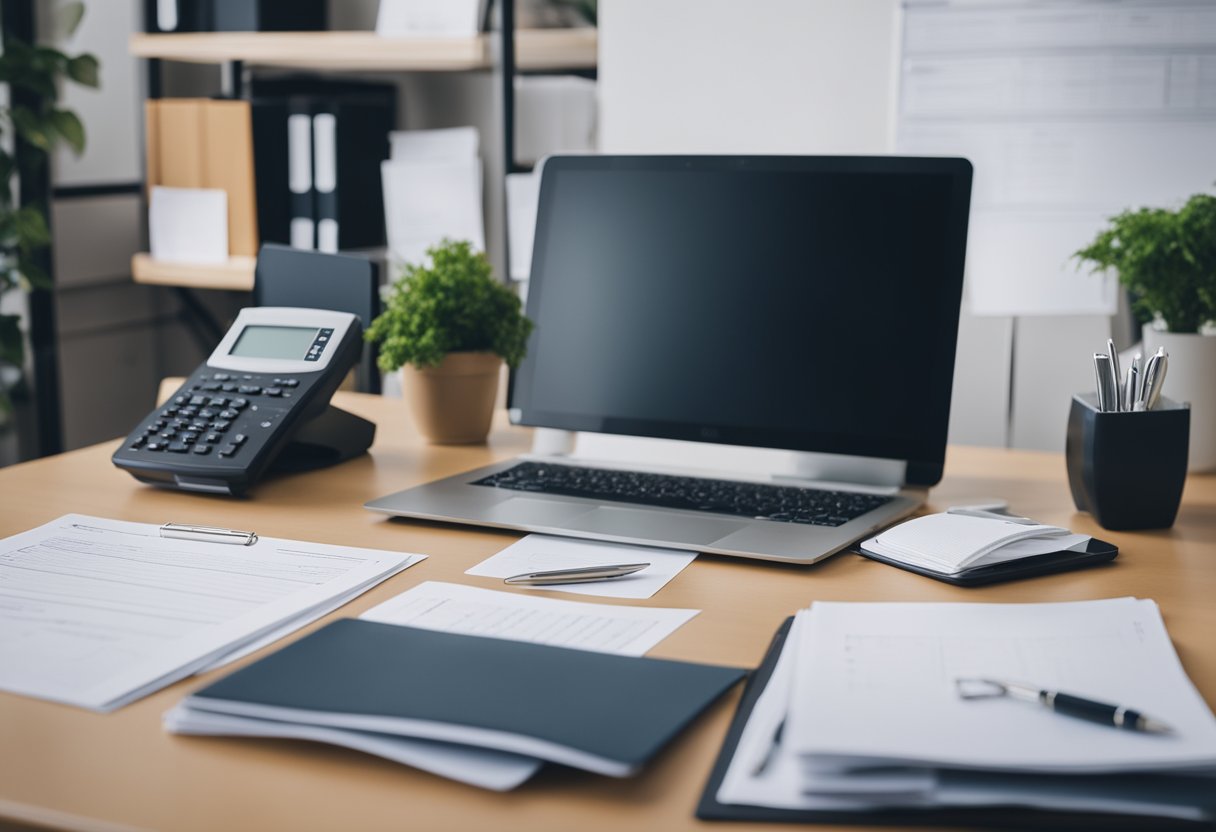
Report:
695,617,1207,829
855,536,1119,587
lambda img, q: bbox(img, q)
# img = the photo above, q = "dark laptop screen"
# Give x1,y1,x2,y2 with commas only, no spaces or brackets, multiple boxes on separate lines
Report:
511,156,972,484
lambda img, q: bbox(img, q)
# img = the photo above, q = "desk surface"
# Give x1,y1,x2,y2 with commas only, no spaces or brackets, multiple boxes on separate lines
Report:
2,393,1214,832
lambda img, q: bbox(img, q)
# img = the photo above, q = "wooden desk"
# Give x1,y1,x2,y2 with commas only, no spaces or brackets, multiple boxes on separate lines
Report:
2,393,1214,832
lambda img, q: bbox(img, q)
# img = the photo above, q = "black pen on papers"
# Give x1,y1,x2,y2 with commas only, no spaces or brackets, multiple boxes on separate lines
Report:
956,678,1174,734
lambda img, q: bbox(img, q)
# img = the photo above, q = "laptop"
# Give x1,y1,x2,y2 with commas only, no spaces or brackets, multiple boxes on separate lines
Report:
367,155,973,564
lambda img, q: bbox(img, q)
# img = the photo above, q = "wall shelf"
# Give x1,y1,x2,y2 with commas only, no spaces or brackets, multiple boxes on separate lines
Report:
129,29,597,72
131,253,256,291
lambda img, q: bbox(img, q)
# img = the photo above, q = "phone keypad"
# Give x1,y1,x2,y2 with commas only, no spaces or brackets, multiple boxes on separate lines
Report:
122,371,311,463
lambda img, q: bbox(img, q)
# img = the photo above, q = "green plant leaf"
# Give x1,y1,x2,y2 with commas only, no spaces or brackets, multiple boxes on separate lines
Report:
1075,193,1216,333
17,256,52,291
49,109,86,154
67,54,100,88
366,239,534,370
10,107,55,152
56,1,87,38
13,206,51,252
0,313,23,366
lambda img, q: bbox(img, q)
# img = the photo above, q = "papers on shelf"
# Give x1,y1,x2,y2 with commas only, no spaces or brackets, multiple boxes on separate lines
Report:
505,169,540,280
360,580,699,656
466,534,696,600
717,598,1216,822
860,512,1090,575
0,514,423,711
382,126,484,269
513,75,597,166
149,185,228,264
375,0,485,37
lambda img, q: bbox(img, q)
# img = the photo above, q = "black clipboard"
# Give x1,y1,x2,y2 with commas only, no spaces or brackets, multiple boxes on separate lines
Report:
696,617,1209,829
856,536,1119,587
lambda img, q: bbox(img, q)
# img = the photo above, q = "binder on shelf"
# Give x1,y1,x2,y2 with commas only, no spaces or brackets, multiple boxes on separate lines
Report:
312,100,394,252
287,103,315,251
210,0,326,32
145,0,326,32
144,0,208,32
249,78,395,254
144,98,259,257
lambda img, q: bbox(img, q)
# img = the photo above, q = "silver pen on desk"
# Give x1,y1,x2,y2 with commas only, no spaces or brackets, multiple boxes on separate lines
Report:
160,523,259,546
504,563,650,586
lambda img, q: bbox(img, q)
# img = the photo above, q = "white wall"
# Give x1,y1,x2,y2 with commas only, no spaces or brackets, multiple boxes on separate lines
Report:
600,0,899,154
598,0,1113,451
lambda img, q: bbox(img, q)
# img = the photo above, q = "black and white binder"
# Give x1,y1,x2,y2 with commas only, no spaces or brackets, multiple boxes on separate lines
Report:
287,102,315,251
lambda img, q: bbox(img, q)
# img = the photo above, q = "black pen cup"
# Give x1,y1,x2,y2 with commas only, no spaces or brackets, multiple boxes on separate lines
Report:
1065,394,1189,531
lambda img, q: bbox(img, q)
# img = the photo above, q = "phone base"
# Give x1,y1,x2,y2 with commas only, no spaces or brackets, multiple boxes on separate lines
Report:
270,405,376,474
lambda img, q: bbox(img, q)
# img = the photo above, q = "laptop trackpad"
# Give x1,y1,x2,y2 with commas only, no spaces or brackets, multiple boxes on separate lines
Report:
481,498,596,526
565,507,744,545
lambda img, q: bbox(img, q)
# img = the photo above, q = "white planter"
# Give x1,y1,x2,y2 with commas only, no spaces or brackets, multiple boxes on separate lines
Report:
1143,325,1216,472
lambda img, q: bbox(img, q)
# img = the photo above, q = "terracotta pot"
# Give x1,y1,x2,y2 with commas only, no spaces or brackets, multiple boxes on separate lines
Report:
1143,325,1216,472
400,351,502,444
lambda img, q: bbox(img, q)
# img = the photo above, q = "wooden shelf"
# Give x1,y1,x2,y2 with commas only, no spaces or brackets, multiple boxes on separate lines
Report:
131,253,256,291
129,29,597,72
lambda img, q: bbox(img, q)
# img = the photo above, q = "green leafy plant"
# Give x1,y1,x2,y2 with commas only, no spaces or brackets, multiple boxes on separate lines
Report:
1075,193,1216,334
0,1,100,416
367,239,534,371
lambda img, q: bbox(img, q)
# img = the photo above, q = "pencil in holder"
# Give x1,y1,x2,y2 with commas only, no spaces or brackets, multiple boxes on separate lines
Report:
1065,393,1189,531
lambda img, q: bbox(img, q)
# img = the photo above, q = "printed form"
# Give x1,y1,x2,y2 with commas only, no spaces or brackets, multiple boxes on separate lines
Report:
360,581,699,656
0,514,423,711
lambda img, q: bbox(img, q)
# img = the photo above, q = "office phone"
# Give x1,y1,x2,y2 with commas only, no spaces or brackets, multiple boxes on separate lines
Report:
112,307,374,496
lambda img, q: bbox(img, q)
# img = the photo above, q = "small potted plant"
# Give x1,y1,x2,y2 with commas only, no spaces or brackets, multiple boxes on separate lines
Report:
366,239,534,444
1076,192,1216,470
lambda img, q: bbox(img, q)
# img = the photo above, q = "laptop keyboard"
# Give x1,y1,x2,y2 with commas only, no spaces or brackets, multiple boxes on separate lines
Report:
472,461,893,527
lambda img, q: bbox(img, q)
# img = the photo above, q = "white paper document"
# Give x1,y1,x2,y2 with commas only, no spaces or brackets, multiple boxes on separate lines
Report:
390,126,479,162
360,581,698,656
164,704,540,791
718,600,1216,821
382,127,484,269
376,0,483,37
0,515,424,711
514,75,597,165
787,598,1216,775
505,170,540,280
149,186,228,264
466,534,696,600
898,0,1216,316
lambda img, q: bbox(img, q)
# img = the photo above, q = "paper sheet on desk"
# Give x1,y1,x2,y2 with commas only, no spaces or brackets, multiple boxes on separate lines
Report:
360,581,698,656
465,534,696,600
164,703,540,791
787,598,1216,775
0,514,423,711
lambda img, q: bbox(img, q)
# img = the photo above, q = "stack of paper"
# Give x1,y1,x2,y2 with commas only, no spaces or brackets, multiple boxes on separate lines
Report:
716,598,1216,823
514,75,597,166
0,515,424,712
166,582,726,791
860,512,1091,576
381,126,484,270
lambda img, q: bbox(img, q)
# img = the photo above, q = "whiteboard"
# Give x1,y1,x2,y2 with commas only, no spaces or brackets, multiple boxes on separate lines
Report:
897,0,1216,316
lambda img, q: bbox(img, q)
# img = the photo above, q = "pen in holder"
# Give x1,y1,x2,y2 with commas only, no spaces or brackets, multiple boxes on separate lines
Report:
1065,393,1189,531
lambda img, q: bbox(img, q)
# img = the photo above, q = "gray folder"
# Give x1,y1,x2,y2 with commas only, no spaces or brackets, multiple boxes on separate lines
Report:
186,618,746,776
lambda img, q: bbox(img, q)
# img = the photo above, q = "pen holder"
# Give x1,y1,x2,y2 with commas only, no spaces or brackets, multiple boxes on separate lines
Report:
1065,394,1189,531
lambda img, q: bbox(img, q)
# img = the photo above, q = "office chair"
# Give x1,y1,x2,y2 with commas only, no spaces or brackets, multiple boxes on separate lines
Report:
253,243,382,393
